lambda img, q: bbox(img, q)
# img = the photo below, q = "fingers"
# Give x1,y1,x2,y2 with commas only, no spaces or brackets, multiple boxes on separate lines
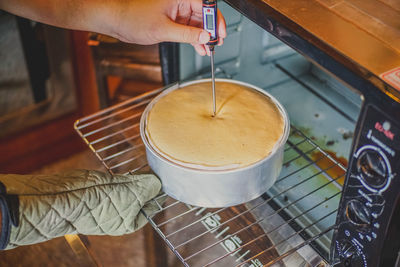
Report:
165,1,227,57
193,9,226,56
205,45,212,56
217,9,227,40
192,43,207,56
191,43,212,56
159,19,210,44
218,37,224,46
217,9,226,47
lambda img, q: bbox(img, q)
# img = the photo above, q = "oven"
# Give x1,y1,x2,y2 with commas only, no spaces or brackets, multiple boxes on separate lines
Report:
74,0,400,266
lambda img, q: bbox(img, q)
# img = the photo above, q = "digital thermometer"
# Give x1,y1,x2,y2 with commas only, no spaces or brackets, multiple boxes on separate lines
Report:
203,0,218,116
202,0,218,47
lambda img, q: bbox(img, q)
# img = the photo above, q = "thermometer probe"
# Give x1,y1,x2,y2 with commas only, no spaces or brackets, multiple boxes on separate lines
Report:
202,0,218,116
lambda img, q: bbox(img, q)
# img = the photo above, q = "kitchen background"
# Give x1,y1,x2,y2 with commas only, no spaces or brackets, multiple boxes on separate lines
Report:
0,10,174,267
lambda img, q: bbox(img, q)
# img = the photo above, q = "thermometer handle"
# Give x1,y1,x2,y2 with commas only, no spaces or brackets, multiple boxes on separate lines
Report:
202,0,218,47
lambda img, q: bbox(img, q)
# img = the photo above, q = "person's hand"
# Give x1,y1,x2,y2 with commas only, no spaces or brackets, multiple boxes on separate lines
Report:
0,0,226,56
111,0,227,56
0,170,161,249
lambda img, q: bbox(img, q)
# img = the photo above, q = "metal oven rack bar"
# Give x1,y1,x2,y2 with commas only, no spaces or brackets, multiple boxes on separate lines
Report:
75,87,345,266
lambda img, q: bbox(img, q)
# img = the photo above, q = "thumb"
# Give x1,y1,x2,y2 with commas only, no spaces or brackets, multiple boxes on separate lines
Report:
159,20,210,44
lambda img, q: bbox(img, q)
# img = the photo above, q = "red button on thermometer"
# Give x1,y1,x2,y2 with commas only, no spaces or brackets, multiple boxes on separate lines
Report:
202,0,218,48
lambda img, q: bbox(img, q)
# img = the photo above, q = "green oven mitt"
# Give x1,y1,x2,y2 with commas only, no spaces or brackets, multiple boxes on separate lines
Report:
0,170,161,250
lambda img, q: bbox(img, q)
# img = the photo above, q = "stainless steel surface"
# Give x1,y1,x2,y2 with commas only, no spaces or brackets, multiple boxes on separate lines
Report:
139,78,290,207
211,50,216,116
224,0,400,103
263,0,400,75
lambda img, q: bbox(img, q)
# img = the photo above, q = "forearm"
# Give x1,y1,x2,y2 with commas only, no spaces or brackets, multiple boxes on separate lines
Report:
0,0,226,50
0,0,120,36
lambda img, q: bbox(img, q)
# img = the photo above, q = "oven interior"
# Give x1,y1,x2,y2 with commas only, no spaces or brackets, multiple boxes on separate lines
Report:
75,3,366,266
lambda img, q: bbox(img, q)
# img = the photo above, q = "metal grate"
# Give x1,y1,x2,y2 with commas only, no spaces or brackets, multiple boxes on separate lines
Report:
75,86,345,266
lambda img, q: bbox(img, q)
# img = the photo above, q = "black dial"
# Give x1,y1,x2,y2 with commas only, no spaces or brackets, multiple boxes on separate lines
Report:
338,240,364,267
357,149,388,189
346,199,371,231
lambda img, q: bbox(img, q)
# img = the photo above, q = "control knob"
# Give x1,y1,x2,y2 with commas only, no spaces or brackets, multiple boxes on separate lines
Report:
345,200,371,232
338,240,364,267
356,148,389,190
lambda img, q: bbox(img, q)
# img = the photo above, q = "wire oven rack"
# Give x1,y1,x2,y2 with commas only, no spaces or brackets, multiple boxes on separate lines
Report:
75,86,345,266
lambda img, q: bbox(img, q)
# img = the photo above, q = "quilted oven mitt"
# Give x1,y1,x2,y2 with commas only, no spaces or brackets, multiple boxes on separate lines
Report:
0,169,161,250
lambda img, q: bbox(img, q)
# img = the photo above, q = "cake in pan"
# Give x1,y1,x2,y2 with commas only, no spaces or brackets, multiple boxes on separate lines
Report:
146,81,284,169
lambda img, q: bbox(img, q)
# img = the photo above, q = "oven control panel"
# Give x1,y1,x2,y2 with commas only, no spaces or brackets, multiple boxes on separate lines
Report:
331,105,400,267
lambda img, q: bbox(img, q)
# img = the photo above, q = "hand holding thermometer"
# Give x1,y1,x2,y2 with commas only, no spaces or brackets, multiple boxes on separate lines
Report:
202,0,218,116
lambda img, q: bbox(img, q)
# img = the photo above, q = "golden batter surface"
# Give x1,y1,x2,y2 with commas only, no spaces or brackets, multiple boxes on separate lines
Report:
146,81,285,168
